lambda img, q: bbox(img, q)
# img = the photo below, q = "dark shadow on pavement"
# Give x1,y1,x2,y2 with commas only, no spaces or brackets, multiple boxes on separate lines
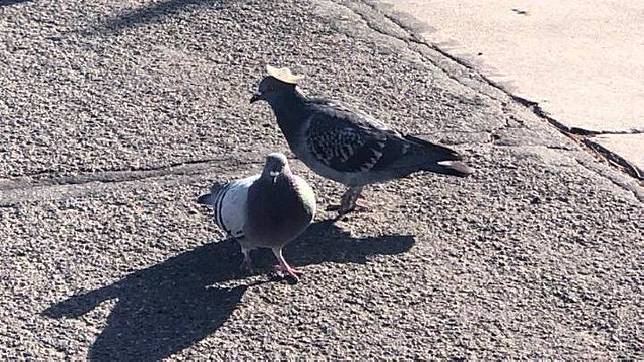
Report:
42,220,415,361
101,0,224,33
0,0,31,7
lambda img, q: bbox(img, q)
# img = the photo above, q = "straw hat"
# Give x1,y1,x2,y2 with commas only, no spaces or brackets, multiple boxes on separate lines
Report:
266,64,304,84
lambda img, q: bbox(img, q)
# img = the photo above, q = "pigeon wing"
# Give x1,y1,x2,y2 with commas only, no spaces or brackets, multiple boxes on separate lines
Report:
304,99,409,173
207,174,259,239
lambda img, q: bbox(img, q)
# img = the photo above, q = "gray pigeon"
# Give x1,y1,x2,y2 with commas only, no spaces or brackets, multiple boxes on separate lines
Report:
250,65,472,215
198,152,316,280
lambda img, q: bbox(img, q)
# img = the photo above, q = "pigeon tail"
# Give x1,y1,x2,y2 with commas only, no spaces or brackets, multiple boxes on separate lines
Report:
197,181,226,205
197,193,213,205
404,135,473,177
425,160,473,177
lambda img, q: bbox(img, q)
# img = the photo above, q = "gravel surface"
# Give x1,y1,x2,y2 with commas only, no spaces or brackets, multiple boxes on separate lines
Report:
1,0,642,359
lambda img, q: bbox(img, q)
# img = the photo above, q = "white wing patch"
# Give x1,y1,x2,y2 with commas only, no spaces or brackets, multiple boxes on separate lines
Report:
356,110,391,131
213,174,259,239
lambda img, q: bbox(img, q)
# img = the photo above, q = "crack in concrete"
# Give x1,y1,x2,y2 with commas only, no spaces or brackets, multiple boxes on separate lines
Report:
0,157,264,207
6,158,225,182
0,154,270,207
507,95,642,181
0,161,214,191
575,158,644,202
0,158,243,191
583,139,643,180
506,94,641,136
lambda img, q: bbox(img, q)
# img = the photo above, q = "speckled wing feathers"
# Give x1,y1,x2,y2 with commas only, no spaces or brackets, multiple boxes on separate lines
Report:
304,99,408,173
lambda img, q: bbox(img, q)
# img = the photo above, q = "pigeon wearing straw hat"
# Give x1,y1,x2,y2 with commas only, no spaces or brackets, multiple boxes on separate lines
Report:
250,65,472,216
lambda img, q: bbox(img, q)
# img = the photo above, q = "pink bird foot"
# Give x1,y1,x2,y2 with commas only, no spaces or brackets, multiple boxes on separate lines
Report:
274,264,303,280
272,247,302,282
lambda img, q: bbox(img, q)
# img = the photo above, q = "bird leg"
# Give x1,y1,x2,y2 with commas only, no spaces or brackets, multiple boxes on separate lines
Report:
240,248,253,273
327,186,366,215
272,247,302,281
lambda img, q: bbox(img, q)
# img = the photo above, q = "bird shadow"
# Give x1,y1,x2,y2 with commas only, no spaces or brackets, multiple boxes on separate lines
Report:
42,220,415,361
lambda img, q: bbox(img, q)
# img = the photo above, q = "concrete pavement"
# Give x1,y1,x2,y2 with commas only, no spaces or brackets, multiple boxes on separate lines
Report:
1,0,643,359
377,0,644,179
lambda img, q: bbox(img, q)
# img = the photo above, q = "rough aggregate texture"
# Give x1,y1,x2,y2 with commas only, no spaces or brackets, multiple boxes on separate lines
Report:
0,0,642,360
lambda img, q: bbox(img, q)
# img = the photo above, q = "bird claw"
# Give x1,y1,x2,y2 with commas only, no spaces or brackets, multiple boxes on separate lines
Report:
350,204,370,213
274,264,302,281
328,186,367,217
240,257,254,274
327,202,369,215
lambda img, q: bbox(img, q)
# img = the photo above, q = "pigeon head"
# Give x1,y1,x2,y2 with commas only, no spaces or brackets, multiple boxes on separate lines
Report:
250,65,303,104
261,152,291,183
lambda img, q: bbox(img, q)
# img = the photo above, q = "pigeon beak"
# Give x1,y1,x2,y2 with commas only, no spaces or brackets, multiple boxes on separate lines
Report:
250,91,262,104
269,170,279,184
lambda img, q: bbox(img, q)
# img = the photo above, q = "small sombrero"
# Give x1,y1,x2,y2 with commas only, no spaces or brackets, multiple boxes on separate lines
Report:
266,64,304,84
